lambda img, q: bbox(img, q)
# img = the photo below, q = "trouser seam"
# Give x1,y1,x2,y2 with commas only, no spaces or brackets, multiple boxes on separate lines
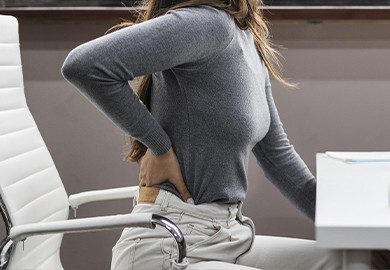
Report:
160,191,171,212
234,202,255,264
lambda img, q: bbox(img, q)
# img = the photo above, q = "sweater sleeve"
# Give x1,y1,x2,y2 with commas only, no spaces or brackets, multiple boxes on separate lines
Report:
61,5,234,156
252,67,316,221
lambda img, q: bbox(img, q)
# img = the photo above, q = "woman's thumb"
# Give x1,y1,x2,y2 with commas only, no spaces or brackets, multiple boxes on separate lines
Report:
173,179,194,204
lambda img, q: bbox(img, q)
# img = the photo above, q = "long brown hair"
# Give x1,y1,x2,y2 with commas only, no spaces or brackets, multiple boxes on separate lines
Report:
107,0,292,163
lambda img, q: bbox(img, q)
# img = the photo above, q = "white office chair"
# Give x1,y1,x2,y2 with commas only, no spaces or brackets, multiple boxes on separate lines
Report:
0,15,187,270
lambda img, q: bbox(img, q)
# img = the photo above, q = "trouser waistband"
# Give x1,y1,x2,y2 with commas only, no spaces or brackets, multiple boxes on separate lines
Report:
136,186,241,222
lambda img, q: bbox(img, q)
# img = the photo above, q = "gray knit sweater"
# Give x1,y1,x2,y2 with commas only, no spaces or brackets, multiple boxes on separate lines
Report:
62,5,316,220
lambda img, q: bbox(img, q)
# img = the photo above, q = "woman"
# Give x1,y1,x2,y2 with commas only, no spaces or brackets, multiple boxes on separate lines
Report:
61,0,342,268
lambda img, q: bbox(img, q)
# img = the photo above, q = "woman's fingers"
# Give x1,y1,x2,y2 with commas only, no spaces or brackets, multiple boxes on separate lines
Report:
139,147,194,204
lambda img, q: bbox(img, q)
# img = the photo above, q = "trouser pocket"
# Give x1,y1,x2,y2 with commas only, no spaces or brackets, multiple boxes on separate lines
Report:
186,223,228,252
162,220,231,267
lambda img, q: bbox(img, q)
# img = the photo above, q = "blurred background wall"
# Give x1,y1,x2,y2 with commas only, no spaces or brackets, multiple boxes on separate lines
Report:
0,17,389,269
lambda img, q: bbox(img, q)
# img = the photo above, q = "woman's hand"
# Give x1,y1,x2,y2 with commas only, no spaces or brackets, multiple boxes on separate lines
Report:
139,147,194,204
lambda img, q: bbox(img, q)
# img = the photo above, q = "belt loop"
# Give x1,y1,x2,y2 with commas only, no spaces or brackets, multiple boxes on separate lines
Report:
160,190,171,212
227,207,233,228
212,218,218,229
237,201,243,220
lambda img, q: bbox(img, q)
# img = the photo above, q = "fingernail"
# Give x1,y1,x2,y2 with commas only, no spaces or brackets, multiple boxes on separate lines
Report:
186,198,195,205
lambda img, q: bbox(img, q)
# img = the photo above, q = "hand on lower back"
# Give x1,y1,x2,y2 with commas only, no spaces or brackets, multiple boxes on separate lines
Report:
139,147,193,204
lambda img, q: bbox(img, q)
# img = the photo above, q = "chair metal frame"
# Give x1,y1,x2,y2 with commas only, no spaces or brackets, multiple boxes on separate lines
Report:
0,187,187,269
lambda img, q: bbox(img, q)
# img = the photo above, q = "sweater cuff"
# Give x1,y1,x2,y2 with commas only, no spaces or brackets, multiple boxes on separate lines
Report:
130,117,172,156
144,125,172,156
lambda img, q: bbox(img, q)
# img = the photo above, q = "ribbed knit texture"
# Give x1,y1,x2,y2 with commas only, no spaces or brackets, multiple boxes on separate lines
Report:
62,5,316,220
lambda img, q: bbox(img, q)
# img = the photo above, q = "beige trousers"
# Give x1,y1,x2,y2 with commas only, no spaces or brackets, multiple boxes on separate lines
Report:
111,188,342,270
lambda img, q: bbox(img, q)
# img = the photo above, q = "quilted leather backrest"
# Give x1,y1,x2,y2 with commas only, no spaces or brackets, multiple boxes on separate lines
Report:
0,15,69,269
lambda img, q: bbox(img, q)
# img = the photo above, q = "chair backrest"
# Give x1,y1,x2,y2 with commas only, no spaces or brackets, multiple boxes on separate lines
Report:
0,15,69,269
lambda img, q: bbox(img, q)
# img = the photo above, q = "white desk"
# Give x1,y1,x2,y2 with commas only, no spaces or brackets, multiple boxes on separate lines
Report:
316,153,390,270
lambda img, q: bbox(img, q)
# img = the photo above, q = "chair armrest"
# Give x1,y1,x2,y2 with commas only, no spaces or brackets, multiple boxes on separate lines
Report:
68,186,138,210
8,214,187,264
9,213,152,243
